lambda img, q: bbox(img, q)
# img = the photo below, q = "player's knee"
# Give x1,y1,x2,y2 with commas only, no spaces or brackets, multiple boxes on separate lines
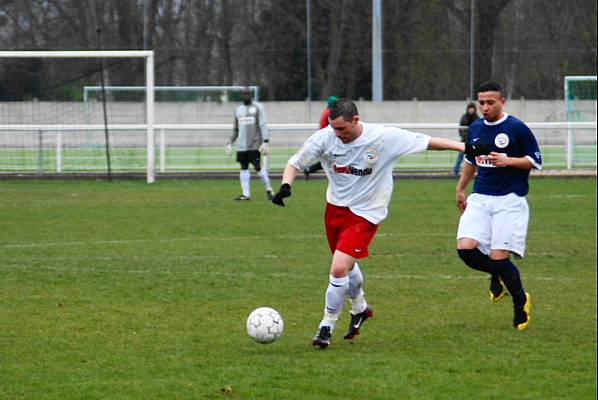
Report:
489,249,510,260
329,260,351,278
490,257,517,274
457,237,478,249
329,266,348,278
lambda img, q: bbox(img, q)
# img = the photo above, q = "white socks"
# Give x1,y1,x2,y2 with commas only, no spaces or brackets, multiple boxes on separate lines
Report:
319,264,369,330
240,169,250,197
257,169,273,192
240,169,273,197
348,263,367,315
319,275,349,330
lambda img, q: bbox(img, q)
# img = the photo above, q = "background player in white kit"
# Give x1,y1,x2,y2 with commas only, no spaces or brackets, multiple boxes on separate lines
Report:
271,99,491,349
226,86,273,201
456,81,541,331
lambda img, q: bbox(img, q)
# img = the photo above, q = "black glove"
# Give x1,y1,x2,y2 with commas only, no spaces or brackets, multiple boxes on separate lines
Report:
272,183,292,207
464,142,492,157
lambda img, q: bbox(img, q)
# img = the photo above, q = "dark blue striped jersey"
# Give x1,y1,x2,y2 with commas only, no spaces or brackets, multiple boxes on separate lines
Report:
465,114,542,196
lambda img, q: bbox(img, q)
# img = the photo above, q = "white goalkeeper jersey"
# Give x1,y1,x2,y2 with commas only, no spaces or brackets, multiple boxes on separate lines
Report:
230,101,268,151
288,122,430,224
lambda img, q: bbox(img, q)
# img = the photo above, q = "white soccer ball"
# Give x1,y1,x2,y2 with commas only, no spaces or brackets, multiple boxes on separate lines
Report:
246,307,284,344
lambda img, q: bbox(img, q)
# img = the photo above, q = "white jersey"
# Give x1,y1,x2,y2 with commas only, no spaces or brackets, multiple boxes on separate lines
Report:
230,102,268,151
288,122,430,224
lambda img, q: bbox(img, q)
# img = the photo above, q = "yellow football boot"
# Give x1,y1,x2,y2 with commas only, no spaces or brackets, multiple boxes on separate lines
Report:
489,276,509,303
513,292,532,331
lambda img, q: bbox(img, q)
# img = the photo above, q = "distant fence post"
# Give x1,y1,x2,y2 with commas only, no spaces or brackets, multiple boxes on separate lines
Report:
56,131,62,172
159,128,166,172
566,125,573,169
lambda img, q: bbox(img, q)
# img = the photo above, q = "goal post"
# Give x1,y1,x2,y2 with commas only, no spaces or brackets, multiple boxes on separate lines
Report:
564,76,597,169
0,50,156,183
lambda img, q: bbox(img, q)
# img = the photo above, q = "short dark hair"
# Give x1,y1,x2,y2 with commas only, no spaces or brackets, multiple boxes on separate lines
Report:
477,81,502,94
329,98,358,121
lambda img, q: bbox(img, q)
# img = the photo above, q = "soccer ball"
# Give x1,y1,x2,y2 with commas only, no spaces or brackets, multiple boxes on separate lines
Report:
246,307,284,344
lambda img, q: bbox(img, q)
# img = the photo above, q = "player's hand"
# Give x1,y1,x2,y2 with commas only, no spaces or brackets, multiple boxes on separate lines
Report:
259,142,270,155
225,143,232,156
272,183,291,207
488,152,509,167
464,142,491,157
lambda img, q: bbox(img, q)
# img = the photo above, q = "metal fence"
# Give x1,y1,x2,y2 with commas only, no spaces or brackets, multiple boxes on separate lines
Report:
0,122,595,177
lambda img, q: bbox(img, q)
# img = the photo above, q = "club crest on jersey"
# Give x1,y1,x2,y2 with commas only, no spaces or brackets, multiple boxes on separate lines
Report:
495,133,509,148
365,147,379,164
248,106,257,115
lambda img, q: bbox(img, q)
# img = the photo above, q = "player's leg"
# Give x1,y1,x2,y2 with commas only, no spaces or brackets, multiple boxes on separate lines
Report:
313,205,376,348
321,207,378,344
251,151,273,200
343,262,374,340
235,152,251,200
489,194,531,330
456,194,505,301
312,250,354,349
347,263,365,313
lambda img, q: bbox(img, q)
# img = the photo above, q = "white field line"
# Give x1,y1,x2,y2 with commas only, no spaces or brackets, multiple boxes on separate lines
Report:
0,233,395,249
1,260,583,282
0,230,563,250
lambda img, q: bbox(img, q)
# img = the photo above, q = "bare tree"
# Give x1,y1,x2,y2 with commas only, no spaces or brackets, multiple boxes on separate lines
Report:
0,0,596,100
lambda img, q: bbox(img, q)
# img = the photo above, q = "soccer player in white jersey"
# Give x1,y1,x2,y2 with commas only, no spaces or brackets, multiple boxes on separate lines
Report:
226,86,273,201
456,81,541,331
271,99,490,349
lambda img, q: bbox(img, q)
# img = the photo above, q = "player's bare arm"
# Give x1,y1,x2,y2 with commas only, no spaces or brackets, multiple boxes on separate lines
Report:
455,162,476,213
428,137,491,157
281,162,300,186
427,137,464,152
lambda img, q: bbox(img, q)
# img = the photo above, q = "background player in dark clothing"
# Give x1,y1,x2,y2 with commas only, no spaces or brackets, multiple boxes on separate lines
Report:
453,102,479,176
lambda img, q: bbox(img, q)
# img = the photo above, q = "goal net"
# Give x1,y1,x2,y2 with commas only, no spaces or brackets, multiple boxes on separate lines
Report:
0,50,155,182
564,76,597,168
83,85,259,106
82,85,259,172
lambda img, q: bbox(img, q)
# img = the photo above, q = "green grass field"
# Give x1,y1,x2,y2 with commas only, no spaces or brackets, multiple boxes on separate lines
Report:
0,177,596,399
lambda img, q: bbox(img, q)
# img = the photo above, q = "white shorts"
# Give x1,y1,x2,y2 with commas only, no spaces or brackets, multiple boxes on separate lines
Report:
457,192,529,258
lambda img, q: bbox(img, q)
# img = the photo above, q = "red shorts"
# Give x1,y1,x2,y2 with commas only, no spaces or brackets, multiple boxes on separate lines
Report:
324,203,379,258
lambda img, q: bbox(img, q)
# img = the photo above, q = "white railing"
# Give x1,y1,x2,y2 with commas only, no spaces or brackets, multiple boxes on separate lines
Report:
0,122,595,177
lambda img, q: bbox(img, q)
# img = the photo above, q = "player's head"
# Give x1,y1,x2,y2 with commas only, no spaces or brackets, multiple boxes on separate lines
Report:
477,81,505,122
329,99,361,144
242,86,252,105
327,96,338,108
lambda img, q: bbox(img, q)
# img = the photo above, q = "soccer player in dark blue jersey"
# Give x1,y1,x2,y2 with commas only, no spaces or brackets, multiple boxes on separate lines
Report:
455,81,542,331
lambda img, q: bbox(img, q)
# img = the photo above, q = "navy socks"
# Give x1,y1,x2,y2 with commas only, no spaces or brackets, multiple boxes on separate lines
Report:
457,249,526,306
457,248,494,274
490,258,526,306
